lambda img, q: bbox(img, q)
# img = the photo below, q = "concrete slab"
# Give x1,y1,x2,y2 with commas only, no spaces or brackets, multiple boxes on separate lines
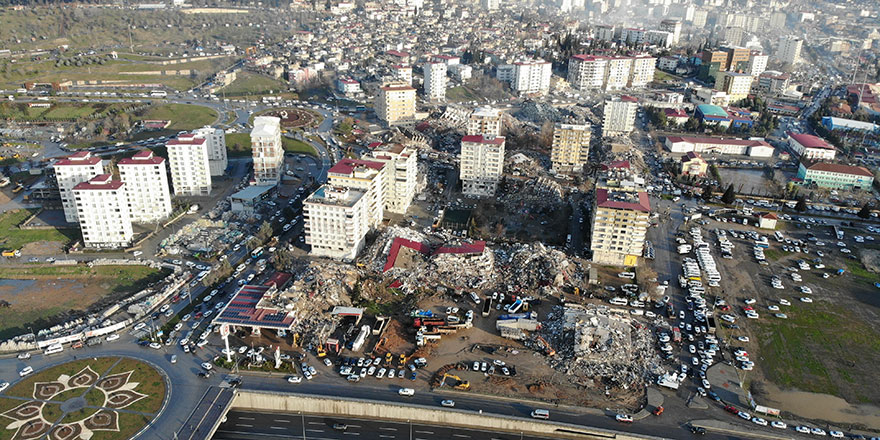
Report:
706,362,749,407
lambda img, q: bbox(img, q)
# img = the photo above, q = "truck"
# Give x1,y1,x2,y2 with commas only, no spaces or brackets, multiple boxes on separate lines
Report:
508,298,524,314
672,327,682,343
481,297,493,317
707,316,717,334
413,317,445,328
657,374,680,390
2,249,21,258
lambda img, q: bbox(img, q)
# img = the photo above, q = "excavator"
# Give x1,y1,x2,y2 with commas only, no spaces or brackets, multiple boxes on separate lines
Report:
316,346,326,358
385,352,393,365
441,373,470,390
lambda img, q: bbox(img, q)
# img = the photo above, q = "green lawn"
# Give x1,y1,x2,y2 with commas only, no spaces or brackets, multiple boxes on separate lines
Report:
0,265,167,292
225,133,316,157
4,358,120,399
0,209,78,252
755,303,880,404
0,102,129,122
844,260,880,285
762,249,781,261
446,86,478,102
104,358,166,414
219,71,288,96
136,103,218,131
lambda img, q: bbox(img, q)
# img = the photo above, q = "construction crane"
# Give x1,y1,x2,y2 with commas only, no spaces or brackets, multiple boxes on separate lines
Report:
441,373,470,390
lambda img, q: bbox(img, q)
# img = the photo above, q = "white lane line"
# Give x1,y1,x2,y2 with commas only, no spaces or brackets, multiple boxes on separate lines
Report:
348,424,362,428
343,433,361,436
306,429,325,433
270,426,285,430
379,435,395,439
308,421,324,425
453,435,470,438
415,430,434,434
379,427,398,431
273,419,290,423
239,416,255,420
235,423,252,428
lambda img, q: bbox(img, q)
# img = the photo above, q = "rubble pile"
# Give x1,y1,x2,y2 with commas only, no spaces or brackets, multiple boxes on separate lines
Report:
496,243,586,288
158,219,244,258
515,101,562,124
542,304,664,389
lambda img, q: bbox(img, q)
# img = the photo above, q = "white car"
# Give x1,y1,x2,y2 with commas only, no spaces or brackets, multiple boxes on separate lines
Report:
201,362,213,371
736,336,750,342
752,417,768,426
149,342,162,350
287,375,302,384
829,431,844,438
0,382,8,392
768,305,780,311
796,426,811,434
103,333,119,341
17,352,31,360
134,323,147,331
398,388,415,396
800,297,813,303
441,399,455,407
779,299,791,306
770,421,787,429
811,428,827,436
19,366,34,377
801,286,813,294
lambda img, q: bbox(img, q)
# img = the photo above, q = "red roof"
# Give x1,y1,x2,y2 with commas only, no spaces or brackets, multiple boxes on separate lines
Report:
383,237,431,272
167,136,207,146
621,95,639,103
666,136,770,148
367,142,384,149
73,174,124,191
386,50,410,58
806,162,873,177
328,158,385,175
789,133,834,150
55,151,101,167
601,160,630,170
118,150,164,165
461,135,505,145
572,54,610,61
596,189,651,213
664,108,688,118
213,284,295,330
432,241,486,256
381,85,416,91
759,213,778,220
263,272,293,289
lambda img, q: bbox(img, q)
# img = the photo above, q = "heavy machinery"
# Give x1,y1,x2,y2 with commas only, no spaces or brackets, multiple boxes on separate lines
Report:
385,352,393,365
316,346,326,358
535,335,556,356
441,373,470,390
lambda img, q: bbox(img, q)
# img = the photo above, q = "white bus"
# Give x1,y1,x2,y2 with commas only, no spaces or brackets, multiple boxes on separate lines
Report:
149,90,168,98
43,343,63,355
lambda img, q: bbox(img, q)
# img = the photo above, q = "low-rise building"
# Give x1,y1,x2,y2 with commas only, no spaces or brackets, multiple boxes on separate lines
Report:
590,188,650,267
72,174,133,249
665,135,774,157
304,185,369,261
680,151,708,177
788,133,836,161
796,161,873,190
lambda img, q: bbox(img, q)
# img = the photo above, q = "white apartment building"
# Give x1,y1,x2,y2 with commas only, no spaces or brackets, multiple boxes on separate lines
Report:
167,134,212,196
630,56,656,87
392,65,412,85
747,52,768,77
327,158,388,228
365,143,418,214
659,19,682,44
53,151,104,223
304,185,369,261
777,36,803,65
72,174,133,249
376,82,417,126
567,55,606,90
715,71,753,102
788,133,836,161
568,55,656,91
595,25,617,41
481,0,500,10
460,135,505,197
422,61,447,101
117,150,172,223
551,123,591,173
603,96,639,137
497,59,551,95
467,107,502,137
620,28,648,44
251,116,283,186
192,126,228,176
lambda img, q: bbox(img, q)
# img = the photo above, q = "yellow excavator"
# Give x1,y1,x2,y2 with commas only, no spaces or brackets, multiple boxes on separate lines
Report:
442,373,470,390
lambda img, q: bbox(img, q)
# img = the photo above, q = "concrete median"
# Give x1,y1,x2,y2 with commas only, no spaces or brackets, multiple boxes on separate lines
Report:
232,390,666,440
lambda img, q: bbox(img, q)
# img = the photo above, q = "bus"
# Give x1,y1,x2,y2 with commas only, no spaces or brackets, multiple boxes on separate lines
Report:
251,246,264,259
149,90,167,98
43,343,63,355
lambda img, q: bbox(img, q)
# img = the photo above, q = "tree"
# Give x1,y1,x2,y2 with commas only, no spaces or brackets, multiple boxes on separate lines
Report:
721,184,736,204
795,196,807,212
702,184,714,202
273,248,292,270
256,221,273,242
858,202,872,219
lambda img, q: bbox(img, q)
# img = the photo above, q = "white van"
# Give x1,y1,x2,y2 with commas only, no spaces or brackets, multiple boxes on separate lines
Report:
531,409,550,419
609,297,628,306
398,388,415,396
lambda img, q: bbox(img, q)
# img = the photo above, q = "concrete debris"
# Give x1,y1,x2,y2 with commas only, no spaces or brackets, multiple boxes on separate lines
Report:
515,101,563,124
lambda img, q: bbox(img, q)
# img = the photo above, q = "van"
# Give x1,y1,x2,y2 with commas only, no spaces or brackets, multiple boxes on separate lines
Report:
469,292,481,304
531,409,550,419
609,297,628,306
398,388,415,396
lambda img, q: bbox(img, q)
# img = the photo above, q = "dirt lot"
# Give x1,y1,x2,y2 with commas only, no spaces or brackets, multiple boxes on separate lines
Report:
689,217,880,428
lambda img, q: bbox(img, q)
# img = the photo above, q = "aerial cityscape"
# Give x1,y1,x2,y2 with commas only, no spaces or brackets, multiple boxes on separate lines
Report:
0,0,878,439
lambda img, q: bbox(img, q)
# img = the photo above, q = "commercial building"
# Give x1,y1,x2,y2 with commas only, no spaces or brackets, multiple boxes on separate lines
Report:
698,50,728,82
747,52,768,77
788,133,836,160
680,151,708,177
53,151,104,223
721,46,750,72
365,143,418,214
192,126,228,176
694,104,753,129
757,70,791,95
590,188,650,267
497,59,552,95
376,82,417,126
72,174,133,249
251,116,284,186
776,36,803,65
715,71,753,103
422,61,447,101
550,123,591,173
467,107,502,137
327,158,388,227
796,162,874,190
167,134,212,196
567,55,656,91
230,185,275,215
460,135,505,197
303,185,369,261
665,135,773,157
117,150,172,223
821,116,879,133
602,96,638,137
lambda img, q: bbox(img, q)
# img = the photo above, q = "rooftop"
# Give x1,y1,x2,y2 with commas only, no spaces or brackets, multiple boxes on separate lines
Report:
789,133,835,150
596,188,650,213
118,150,164,165
73,174,124,191
461,135,505,145
805,162,873,177
305,185,365,207
252,116,281,138
696,104,729,118
328,158,386,176
230,185,275,201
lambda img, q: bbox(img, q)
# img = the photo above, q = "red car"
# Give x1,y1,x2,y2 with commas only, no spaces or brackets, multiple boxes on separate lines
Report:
194,312,203,320
724,405,738,414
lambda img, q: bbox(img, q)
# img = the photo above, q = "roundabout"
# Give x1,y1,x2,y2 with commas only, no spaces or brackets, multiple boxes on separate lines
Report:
255,107,319,129
0,357,166,440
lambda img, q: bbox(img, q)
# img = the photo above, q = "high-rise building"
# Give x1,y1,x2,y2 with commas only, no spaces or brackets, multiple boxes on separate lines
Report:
602,96,639,137
568,55,607,90
698,50,728,82
460,135,505,197
303,185,369,261
550,123,591,173
481,0,500,10
53,151,104,223
722,46,751,72
747,52,769,77
167,133,212,196
715,71,753,102
723,27,744,46
192,126,228,176
595,24,617,41
251,116,283,186
692,9,708,28
365,143,418,214
659,19,682,44
590,188,650,266
568,55,656,91
327,158,388,228
73,174,133,249
117,150,172,223
422,61,447,101
497,59,552,95
467,107,502,137
757,70,791,94
777,36,803,65
630,56,656,87
376,82,417,126
392,65,412,85
769,11,787,29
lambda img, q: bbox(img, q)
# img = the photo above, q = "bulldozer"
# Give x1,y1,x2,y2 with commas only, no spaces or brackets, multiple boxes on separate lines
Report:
441,373,470,390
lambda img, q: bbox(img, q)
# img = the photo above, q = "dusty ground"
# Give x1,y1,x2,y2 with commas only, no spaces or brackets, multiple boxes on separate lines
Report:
19,240,65,255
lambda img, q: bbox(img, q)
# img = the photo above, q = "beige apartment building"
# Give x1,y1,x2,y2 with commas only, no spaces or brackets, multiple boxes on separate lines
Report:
376,82,416,126
590,188,650,267
550,123,591,173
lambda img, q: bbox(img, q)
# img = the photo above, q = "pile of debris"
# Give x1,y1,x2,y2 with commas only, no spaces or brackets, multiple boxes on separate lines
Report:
542,304,664,390
515,101,563,124
496,243,586,289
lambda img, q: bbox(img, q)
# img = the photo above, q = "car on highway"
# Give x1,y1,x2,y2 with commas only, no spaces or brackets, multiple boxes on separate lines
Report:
149,342,162,350
752,417,768,426
17,352,31,360
332,423,348,431
796,426,811,434
0,382,8,393
615,414,633,423
398,388,415,396
287,375,302,384
737,411,751,420
770,421,787,429
201,362,213,371
19,366,33,377
441,400,455,408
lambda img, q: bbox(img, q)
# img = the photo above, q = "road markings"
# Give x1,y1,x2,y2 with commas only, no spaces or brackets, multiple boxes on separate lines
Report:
415,430,434,434
306,429,325,433
269,426,286,430
238,417,255,420
379,427,398,431
273,419,290,423
343,433,361,436
379,435,395,439
235,424,252,428
453,435,470,438
308,421,324,425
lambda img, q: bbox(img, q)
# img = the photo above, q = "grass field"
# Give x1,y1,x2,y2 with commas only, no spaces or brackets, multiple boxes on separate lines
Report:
844,260,880,285
0,102,129,122
219,71,288,96
225,133,316,157
0,209,78,252
3,358,119,399
136,103,218,131
446,86,478,102
755,303,880,404
104,358,165,413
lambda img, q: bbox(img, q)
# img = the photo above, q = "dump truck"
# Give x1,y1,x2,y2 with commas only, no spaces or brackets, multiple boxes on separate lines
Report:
2,249,21,258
